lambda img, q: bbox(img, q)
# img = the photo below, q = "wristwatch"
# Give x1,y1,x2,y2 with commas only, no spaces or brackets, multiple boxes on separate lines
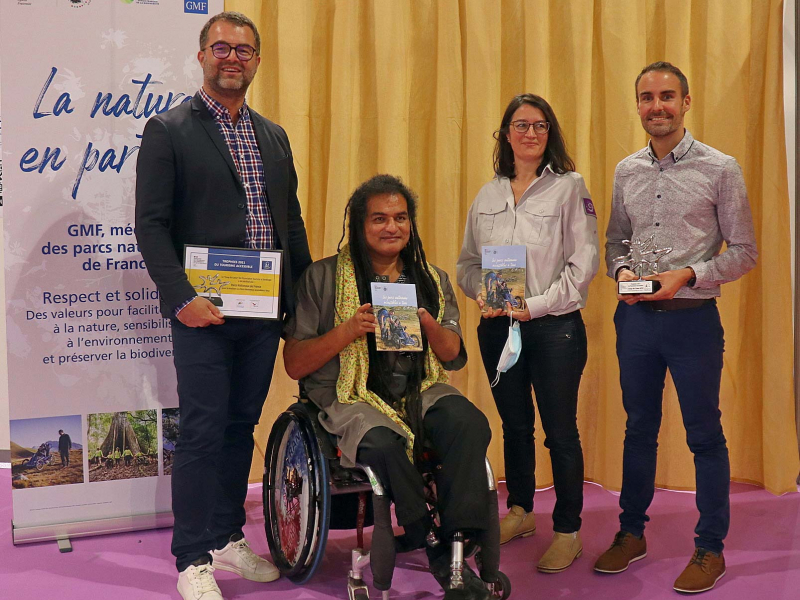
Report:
686,267,697,287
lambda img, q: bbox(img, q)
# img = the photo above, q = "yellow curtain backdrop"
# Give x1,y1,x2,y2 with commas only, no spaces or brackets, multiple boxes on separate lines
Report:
226,0,799,495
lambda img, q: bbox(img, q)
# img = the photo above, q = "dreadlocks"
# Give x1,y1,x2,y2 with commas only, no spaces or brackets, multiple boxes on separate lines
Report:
338,174,438,463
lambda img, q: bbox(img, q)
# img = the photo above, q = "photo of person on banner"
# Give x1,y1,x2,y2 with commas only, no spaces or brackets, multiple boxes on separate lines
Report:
135,10,312,600
10,416,83,489
58,429,72,468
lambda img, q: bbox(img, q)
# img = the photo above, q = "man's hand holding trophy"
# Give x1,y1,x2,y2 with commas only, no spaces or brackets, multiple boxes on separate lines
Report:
613,235,695,304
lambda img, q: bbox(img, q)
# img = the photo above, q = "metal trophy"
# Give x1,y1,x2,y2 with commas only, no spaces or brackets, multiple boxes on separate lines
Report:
614,235,673,295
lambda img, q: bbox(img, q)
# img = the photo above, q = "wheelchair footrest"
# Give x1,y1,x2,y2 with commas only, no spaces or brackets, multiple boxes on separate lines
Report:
347,576,371,600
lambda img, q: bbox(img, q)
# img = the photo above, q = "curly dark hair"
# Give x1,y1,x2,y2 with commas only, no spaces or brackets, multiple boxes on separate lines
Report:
338,174,439,463
493,93,575,179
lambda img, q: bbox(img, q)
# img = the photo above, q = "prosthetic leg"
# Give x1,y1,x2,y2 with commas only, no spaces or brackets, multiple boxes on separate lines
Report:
435,459,510,600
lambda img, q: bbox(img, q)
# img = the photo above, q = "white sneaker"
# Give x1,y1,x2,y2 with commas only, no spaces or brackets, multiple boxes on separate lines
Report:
211,537,280,583
177,563,223,600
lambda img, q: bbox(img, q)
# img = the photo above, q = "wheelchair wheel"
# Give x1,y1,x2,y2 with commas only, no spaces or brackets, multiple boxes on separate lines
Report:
263,403,331,584
491,570,511,599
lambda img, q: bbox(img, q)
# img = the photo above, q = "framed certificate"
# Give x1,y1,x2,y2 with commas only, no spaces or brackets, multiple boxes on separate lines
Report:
183,245,283,320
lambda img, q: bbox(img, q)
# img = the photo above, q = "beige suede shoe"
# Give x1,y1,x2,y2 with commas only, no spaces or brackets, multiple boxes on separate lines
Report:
537,531,583,573
499,505,536,545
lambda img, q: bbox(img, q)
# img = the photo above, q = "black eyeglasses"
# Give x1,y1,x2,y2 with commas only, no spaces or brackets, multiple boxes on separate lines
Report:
204,42,258,61
510,120,550,134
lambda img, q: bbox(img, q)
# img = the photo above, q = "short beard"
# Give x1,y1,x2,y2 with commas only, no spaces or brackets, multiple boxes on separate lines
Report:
203,64,253,96
643,117,679,138
213,75,247,91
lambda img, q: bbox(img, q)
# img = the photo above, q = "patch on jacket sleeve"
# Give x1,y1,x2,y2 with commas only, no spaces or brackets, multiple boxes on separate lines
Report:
583,197,597,218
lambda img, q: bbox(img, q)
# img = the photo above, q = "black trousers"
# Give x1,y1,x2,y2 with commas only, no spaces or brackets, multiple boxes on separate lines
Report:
477,311,587,533
170,318,282,572
357,395,492,539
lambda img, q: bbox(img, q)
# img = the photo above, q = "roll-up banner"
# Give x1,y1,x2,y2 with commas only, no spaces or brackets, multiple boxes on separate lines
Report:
1,56,4,218
1,0,223,544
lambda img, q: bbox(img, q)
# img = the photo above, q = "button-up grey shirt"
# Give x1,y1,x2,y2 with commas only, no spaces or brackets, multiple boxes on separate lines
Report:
458,167,599,318
605,130,757,298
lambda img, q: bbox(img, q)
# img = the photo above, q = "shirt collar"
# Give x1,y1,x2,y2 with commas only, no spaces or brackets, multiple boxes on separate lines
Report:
499,163,556,185
646,129,695,163
198,86,249,122
499,163,556,205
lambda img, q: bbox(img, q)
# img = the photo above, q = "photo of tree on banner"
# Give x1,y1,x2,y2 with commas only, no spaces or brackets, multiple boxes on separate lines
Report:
10,415,83,489
87,411,158,482
162,408,179,476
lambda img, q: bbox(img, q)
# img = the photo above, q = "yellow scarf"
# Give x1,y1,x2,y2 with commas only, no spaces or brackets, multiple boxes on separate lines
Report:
334,245,449,461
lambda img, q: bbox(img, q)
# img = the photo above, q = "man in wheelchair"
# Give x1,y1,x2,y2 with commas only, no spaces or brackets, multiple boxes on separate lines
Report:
36,442,51,459
283,175,500,599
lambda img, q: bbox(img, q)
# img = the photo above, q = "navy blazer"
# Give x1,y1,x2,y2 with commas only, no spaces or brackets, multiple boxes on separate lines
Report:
135,93,312,319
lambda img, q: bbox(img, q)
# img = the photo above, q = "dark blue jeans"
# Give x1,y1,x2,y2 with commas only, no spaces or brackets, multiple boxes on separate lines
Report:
477,311,587,533
615,301,729,553
170,318,282,572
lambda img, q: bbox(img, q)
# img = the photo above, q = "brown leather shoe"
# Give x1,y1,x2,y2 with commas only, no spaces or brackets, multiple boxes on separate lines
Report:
537,531,582,573
499,505,536,545
673,548,726,593
593,531,647,573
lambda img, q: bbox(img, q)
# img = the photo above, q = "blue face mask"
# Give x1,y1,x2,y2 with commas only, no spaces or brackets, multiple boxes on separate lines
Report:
491,314,521,387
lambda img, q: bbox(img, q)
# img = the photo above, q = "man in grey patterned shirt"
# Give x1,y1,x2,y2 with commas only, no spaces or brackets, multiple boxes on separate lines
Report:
594,62,757,594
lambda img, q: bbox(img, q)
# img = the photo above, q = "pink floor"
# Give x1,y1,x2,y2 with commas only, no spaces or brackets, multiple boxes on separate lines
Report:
2,468,799,600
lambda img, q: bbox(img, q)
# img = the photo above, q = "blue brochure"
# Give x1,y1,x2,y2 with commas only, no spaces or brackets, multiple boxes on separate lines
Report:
481,245,526,311
370,282,423,352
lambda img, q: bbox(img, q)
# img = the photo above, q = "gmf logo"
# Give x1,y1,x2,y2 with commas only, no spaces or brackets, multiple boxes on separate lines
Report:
184,1,208,14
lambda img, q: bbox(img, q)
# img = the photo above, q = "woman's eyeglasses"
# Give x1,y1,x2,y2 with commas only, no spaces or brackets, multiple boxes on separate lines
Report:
510,120,550,134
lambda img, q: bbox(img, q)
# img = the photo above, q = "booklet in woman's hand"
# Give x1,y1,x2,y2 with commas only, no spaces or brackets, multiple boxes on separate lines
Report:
481,245,526,312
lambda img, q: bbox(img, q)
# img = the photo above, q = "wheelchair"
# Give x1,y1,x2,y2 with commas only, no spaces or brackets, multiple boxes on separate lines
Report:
263,397,511,600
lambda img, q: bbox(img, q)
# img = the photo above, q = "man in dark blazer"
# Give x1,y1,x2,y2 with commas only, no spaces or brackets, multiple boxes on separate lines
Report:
135,11,311,600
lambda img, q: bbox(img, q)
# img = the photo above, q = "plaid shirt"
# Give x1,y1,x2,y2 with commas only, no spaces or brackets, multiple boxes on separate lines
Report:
176,89,276,315
198,87,275,249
